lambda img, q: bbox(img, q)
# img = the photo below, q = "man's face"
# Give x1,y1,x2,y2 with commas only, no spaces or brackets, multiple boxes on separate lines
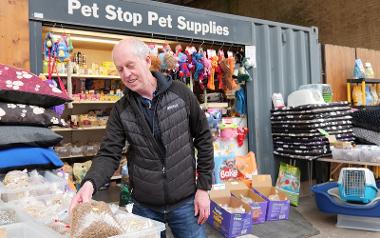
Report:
113,45,151,92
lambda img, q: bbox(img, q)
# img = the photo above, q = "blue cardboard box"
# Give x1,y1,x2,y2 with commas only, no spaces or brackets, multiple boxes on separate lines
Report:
251,175,290,221
226,181,268,224
208,184,253,238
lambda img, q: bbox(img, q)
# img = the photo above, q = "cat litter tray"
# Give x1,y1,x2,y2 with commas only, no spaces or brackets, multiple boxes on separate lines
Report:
299,84,333,103
287,89,325,107
313,181,380,232
312,181,380,218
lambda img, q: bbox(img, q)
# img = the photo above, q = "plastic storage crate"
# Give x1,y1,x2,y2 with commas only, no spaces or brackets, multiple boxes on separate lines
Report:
0,204,31,225
338,168,377,204
331,147,361,161
110,212,166,238
0,222,59,238
0,170,66,202
5,192,74,234
337,214,380,232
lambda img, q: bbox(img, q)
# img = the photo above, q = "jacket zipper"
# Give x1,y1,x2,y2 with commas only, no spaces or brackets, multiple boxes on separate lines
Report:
154,96,169,207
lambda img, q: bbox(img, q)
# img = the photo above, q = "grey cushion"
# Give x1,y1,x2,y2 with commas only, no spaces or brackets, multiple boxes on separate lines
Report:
0,126,62,149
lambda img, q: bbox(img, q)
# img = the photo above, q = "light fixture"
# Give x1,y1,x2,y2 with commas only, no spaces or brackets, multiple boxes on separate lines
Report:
70,36,120,45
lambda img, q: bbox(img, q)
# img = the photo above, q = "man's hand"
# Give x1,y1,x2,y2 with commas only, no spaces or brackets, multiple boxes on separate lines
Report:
194,189,210,224
69,181,94,214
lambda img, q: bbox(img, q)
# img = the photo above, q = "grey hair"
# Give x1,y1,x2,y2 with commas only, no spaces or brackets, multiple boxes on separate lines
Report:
112,37,149,60
130,38,150,59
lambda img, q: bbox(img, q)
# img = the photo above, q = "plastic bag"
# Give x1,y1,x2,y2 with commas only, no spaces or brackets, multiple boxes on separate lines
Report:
275,162,300,206
71,201,122,238
235,152,257,187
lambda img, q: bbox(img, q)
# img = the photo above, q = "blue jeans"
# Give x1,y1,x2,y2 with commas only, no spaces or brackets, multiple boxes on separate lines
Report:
132,198,206,238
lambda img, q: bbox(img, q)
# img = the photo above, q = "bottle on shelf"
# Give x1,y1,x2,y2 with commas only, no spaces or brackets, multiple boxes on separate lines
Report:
365,62,375,79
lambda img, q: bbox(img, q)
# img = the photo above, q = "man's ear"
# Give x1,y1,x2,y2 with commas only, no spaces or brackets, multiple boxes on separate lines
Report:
145,54,152,67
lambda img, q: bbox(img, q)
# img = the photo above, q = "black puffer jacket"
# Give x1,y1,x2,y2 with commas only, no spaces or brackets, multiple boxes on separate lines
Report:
83,72,214,210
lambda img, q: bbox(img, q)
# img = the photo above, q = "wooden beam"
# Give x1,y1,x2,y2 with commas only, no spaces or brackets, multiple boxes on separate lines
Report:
0,0,29,69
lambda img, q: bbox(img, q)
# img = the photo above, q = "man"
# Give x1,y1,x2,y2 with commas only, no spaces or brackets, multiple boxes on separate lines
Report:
70,38,214,238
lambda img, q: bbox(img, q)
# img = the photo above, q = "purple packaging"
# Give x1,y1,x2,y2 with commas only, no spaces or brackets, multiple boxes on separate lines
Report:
226,181,268,224
208,184,253,238
251,175,290,221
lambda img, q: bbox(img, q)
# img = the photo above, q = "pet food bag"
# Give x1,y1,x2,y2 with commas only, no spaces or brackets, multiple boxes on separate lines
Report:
275,162,300,206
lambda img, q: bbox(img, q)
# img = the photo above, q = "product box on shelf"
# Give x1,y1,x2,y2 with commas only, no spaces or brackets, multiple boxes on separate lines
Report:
251,175,290,221
0,170,66,202
226,181,268,224
207,184,252,238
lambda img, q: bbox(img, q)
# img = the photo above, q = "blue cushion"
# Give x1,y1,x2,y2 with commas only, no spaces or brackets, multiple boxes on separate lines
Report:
0,147,63,171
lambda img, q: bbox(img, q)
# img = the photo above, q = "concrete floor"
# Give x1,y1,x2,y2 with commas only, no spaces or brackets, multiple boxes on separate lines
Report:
296,195,380,238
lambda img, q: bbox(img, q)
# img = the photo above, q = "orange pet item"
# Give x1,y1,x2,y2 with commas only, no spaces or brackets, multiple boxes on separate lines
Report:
235,152,257,187
150,54,161,72
207,55,218,90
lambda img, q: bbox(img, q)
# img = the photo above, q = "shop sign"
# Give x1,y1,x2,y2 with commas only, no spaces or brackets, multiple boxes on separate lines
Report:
29,0,253,45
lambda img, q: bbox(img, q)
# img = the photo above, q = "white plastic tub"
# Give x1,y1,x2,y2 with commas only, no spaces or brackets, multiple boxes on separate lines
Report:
337,214,380,232
0,222,60,238
0,171,66,202
110,212,165,238
331,147,360,161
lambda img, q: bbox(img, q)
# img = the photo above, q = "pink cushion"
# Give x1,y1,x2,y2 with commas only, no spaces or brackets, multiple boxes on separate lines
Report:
0,64,71,107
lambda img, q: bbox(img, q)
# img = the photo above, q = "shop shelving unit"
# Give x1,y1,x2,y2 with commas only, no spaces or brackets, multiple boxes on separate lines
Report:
42,73,120,79
52,126,106,132
346,78,380,106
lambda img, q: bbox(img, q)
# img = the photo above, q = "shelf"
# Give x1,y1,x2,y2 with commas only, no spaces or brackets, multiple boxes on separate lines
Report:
60,154,96,159
352,105,380,110
52,126,106,132
346,78,380,106
72,101,117,104
347,78,380,84
200,102,228,110
318,157,380,167
42,73,120,79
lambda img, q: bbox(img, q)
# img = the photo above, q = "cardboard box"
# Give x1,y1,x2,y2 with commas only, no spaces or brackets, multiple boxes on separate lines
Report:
226,181,268,224
208,184,253,238
251,175,290,221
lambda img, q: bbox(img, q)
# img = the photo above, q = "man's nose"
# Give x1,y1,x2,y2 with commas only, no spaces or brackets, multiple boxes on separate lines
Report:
121,68,131,78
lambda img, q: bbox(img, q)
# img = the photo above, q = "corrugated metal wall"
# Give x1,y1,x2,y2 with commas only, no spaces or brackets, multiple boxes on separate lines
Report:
246,19,322,179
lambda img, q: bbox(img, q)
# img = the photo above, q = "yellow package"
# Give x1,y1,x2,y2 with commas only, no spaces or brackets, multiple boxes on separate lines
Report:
352,85,363,106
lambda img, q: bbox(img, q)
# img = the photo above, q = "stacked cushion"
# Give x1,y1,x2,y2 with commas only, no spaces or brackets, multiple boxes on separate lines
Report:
0,64,71,107
0,64,70,171
0,102,66,127
271,102,354,160
352,109,380,132
352,109,380,145
0,126,62,149
0,147,63,172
